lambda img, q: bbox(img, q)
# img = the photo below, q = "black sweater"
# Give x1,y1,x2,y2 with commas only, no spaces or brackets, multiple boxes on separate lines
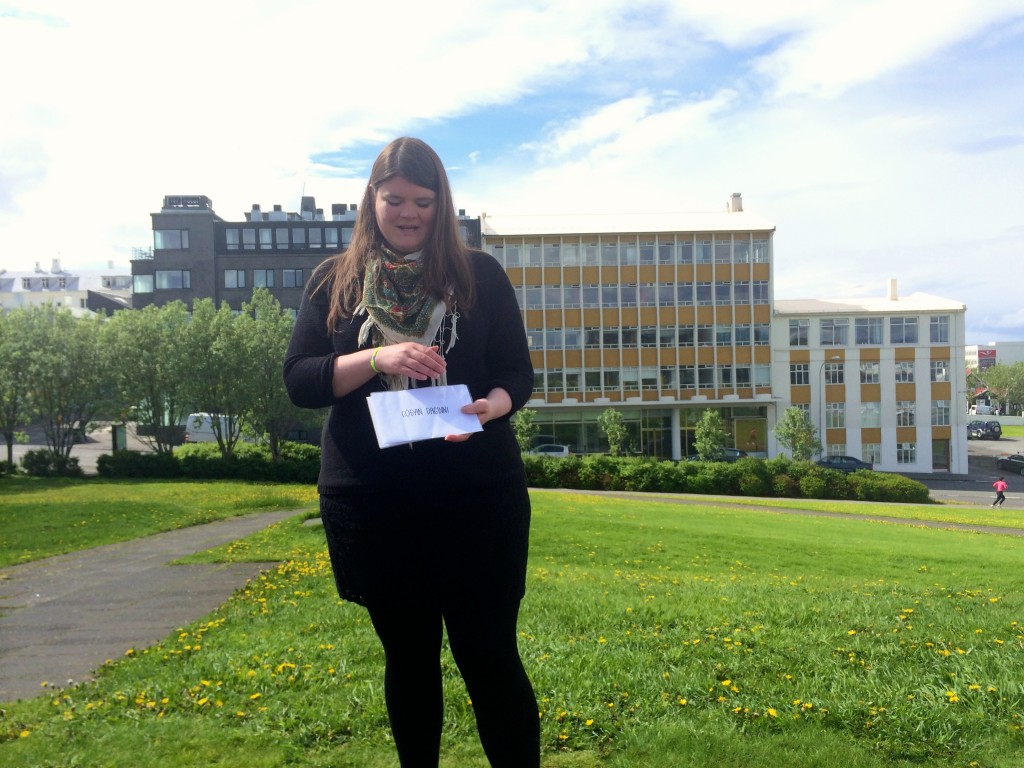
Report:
283,251,534,493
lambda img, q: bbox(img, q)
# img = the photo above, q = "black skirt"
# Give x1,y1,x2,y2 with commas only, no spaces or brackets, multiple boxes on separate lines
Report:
319,475,531,610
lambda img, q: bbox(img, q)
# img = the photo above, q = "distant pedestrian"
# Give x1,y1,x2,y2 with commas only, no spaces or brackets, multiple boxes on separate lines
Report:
992,476,1008,508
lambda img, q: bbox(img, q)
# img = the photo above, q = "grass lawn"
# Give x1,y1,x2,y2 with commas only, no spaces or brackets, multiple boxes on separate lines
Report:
0,477,318,567
2,484,1023,767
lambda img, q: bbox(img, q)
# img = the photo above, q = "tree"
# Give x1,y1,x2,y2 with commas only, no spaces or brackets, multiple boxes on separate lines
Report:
104,302,194,453
242,289,312,461
511,407,539,452
774,406,822,460
694,409,729,460
184,299,254,457
24,305,111,464
978,363,1024,415
0,308,34,470
598,407,627,456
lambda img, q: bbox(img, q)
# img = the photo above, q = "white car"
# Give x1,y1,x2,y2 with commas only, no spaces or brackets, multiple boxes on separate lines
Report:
528,444,570,457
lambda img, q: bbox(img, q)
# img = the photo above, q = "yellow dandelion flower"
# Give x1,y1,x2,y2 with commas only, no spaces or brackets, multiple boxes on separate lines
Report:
19,730,30,738
767,708,778,718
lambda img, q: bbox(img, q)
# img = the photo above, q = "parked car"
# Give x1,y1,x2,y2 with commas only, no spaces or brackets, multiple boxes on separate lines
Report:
816,455,873,472
982,420,1002,439
528,443,570,457
967,422,984,440
996,454,1024,474
685,447,749,462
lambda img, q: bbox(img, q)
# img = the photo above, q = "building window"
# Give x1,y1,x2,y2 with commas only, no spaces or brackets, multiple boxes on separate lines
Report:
253,269,274,288
734,239,750,263
621,327,638,348
155,270,190,289
786,319,811,348
544,329,562,349
325,228,339,250
57,278,66,289
735,365,751,386
133,274,154,293
930,360,949,382
226,229,239,250
826,402,845,428
282,269,303,288
697,365,714,388
827,443,845,457
897,442,917,464
641,367,659,390
563,284,581,308
855,317,883,345
679,365,695,387
754,364,771,387
716,325,732,345
932,400,950,426
696,240,712,263
603,370,620,389
565,371,581,392
860,402,881,428
601,285,618,307
275,228,289,249
734,281,751,304
638,283,657,307
752,238,769,263
677,241,693,264
620,284,638,308
564,329,581,349
696,325,714,347
714,238,731,263
224,270,246,289
752,281,770,304
895,361,914,383
524,286,542,309
260,229,273,250
678,326,694,347
21,277,31,289
930,316,949,343
243,228,257,249
657,283,675,306
860,361,880,384
753,324,770,345
291,228,305,249
714,282,731,304
40,278,50,289
735,324,751,344
660,366,677,388
584,328,601,349
863,443,881,465
718,365,734,387
695,282,713,305
821,318,848,346
154,229,189,250
544,284,561,309
581,285,599,308
585,371,601,391
658,327,676,347
526,328,542,349
896,401,916,427
790,364,810,385
602,329,620,348
676,283,693,306
824,362,844,384
640,327,658,348
890,317,918,344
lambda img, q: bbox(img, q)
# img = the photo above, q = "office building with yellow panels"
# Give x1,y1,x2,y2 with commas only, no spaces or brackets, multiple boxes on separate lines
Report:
479,194,777,460
772,281,968,473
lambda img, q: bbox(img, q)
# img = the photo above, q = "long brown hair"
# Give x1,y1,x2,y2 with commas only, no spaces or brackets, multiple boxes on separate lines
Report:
320,137,475,333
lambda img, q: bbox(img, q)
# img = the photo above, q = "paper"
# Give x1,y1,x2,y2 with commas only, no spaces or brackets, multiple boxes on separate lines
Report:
366,384,482,449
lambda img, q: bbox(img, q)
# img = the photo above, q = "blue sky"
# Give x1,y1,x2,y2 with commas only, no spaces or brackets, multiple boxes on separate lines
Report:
1,0,1023,343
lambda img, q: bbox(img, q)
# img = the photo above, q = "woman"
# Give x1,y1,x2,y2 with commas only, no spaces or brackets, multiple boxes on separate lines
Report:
283,137,539,767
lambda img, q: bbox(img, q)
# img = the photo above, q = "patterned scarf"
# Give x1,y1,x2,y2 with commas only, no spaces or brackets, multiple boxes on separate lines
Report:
356,246,454,390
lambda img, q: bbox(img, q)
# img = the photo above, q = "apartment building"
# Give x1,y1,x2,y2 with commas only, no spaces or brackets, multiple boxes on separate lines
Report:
479,194,777,459
134,195,481,313
773,281,968,473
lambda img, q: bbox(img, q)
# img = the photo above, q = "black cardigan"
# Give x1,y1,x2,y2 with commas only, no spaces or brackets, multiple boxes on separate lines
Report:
283,251,534,493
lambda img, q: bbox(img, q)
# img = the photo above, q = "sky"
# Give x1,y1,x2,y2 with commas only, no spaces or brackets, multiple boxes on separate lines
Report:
2,0,1023,344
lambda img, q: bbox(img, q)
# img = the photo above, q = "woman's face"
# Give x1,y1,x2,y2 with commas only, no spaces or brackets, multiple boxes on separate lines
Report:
373,176,437,254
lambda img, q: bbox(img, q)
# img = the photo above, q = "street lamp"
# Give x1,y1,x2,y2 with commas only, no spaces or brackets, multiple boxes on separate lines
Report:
818,354,841,454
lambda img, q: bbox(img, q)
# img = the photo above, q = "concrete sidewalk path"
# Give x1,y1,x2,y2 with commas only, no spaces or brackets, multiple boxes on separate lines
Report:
0,508,304,703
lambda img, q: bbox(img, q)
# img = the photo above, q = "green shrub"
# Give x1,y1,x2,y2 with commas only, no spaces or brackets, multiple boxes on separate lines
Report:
97,450,183,479
20,449,83,478
577,454,625,491
849,471,930,503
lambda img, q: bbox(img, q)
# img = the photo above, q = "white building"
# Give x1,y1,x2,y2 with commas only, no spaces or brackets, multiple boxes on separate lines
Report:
0,259,132,315
773,280,968,473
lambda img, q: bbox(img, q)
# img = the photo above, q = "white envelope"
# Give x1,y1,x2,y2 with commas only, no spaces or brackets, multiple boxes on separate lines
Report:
366,384,483,449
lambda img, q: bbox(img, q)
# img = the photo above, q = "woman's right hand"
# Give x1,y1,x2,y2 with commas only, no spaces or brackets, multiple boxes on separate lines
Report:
373,343,447,382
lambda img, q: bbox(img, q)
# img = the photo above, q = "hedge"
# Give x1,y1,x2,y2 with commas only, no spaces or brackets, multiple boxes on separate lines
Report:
521,454,932,504
96,441,320,484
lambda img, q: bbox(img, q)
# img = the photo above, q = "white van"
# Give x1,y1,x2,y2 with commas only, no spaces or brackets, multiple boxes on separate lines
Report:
183,413,236,443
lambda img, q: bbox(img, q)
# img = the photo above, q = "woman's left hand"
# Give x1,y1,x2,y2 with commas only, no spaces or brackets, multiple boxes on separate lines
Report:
444,389,512,442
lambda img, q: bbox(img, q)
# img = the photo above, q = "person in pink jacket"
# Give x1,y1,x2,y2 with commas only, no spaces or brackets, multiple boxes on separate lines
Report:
992,477,1008,507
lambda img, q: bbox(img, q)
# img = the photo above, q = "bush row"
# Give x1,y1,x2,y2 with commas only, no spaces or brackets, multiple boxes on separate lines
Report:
522,454,932,504
95,442,320,484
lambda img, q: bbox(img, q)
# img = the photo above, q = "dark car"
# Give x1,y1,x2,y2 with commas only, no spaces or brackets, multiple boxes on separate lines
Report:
816,455,873,472
996,454,1024,474
982,420,1002,439
685,447,749,462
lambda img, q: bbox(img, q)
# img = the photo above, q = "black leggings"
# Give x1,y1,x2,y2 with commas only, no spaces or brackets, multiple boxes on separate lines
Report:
366,599,539,768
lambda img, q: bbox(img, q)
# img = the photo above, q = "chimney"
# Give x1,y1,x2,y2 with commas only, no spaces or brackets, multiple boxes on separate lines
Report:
727,193,743,212
51,258,62,273
888,278,898,301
